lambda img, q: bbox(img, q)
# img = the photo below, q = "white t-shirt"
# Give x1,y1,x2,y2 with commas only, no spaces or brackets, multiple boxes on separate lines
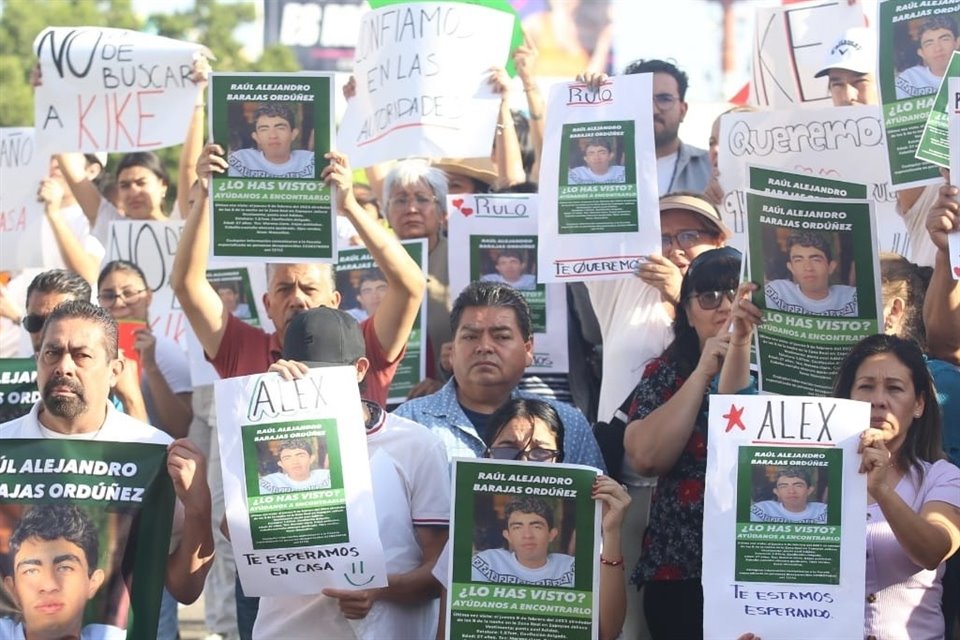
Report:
228,149,315,179
895,65,940,99
764,280,858,317
479,273,537,290
0,618,125,640
471,548,575,587
90,199,123,248
258,468,331,494
141,335,192,431
750,500,828,524
656,152,679,195
253,409,451,640
568,165,626,185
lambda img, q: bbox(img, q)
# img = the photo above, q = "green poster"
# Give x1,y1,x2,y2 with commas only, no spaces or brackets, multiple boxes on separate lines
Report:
748,166,868,200
877,0,958,187
0,440,174,639
915,51,960,168
448,459,599,640
734,446,843,584
334,239,426,403
206,267,260,327
209,72,335,260
0,359,38,423
469,234,546,333
557,120,638,234
239,418,347,549
746,190,882,396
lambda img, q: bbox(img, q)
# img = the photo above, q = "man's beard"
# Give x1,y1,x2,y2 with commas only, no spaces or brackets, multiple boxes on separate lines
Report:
654,119,680,149
42,376,87,418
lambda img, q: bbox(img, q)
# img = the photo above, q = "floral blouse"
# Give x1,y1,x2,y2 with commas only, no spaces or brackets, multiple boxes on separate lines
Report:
628,356,711,585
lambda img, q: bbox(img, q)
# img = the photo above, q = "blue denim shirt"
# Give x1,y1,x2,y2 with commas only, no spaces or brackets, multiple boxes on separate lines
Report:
394,379,607,471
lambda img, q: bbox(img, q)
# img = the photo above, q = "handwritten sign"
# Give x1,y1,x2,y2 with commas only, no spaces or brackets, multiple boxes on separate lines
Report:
0,128,48,269
336,2,513,167
33,27,209,153
750,0,866,108
703,395,868,640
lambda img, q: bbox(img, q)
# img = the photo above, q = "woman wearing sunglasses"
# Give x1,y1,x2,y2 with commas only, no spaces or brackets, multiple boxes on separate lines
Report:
435,397,631,640
622,246,748,640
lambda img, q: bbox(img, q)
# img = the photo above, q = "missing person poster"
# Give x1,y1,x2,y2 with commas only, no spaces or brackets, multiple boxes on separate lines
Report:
214,365,388,596
537,74,659,282
0,439,175,639
207,267,261,327
950,77,960,279
208,72,335,262
702,395,868,640
876,0,958,188
746,190,882,396
0,359,38,423
446,459,600,640
447,194,569,374
335,239,427,403
915,51,960,167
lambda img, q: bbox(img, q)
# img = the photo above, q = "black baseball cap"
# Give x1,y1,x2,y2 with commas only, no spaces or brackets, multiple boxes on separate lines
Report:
282,307,366,367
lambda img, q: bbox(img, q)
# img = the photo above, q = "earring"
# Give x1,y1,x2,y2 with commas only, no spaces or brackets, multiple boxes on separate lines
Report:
913,410,922,418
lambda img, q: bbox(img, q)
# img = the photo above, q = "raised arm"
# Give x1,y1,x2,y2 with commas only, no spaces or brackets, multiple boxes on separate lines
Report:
177,56,211,219
165,438,215,603
718,282,762,393
515,39,544,178
55,152,103,226
489,67,526,189
38,177,100,285
169,145,229,360
322,152,426,362
922,181,960,364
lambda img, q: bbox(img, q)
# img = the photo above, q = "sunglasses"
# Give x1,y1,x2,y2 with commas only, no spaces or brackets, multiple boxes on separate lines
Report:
689,289,737,310
486,445,560,463
21,313,48,333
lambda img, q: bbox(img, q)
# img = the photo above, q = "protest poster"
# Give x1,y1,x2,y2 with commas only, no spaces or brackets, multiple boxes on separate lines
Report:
0,358,38,423
446,459,600,640
746,190,882,396
207,267,262,327
215,365,388,596
718,106,912,258
702,394,868,640
32,27,209,154
208,72,335,262
750,0,867,108
915,51,960,167
748,166,868,201
0,128,56,271
335,239,427,403
106,219,188,349
951,76,960,278
876,0,958,188
447,193,569,374
0,439,175,639
336,2,514,168
537,74,659,283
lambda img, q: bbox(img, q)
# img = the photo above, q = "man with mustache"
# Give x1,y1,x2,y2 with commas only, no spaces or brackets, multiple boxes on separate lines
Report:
171,145,425,406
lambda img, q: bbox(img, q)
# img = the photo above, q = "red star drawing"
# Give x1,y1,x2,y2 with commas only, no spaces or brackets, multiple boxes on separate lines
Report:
723,404,746,433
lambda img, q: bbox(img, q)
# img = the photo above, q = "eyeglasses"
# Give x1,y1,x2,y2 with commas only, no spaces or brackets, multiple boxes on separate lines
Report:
389,194,437,209
661,229,716,251
21,313,48,333
98,288,147,306
653,93,680,109
487,445,560,463
688,289,737,310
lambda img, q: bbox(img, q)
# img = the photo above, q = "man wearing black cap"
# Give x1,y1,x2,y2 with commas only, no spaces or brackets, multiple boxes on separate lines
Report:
257,306,450,640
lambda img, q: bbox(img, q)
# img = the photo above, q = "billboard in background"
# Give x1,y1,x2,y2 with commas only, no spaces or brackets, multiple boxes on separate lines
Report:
263,0,365,72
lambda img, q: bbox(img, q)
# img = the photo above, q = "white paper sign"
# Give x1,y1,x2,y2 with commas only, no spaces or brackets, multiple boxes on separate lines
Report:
717,106,911,257
336,2,513,167
0,128,49,270
106,219,187,349
750,0,866,109
215,366,388,596
446,193,568,374
949,77,960,279
703,395,868,640
537,74,660,283
33,27,208,153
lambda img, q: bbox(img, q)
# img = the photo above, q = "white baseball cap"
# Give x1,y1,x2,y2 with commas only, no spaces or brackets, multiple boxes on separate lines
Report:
814,27,877,78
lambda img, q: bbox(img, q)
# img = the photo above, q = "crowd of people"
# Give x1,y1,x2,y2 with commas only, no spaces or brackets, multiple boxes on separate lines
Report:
0,10,958,640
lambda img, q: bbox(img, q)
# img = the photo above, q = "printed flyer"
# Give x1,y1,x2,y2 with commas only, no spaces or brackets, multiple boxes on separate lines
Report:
447,193,569,374
537,74,659,282
208,72,335,262
207,266,261,327
0,439,175,640
915,51,960,168
0,358,38,423
334,239,427,403
446,459,600,640
702,395,868,640
950,77,960,279
746,190,882,396
214,365,388,596
876,0,957,188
